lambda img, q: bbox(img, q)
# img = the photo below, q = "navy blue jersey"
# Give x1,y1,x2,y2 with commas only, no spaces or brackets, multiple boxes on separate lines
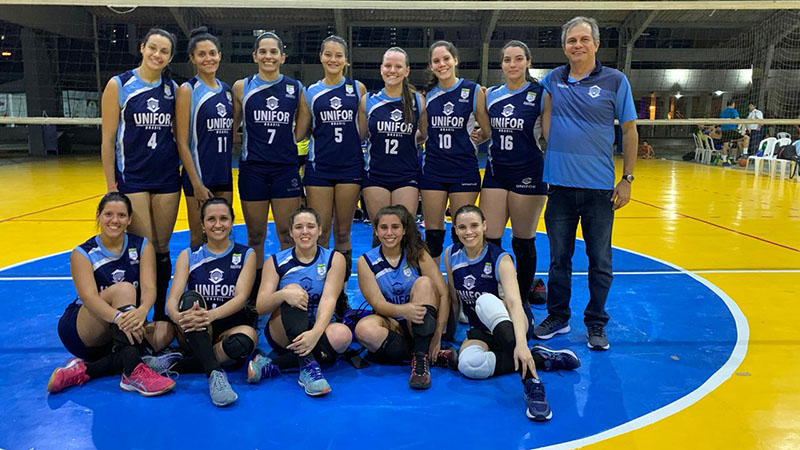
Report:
184,76,234,187
114,69,180,190
423,78,479,180
75,233,147,293
362,247,419,315
273,246,335,324
241,74,302,164
447,242,509,332
486,82,544,170
364,89,422,183
186,242,253,308
305,78,363,176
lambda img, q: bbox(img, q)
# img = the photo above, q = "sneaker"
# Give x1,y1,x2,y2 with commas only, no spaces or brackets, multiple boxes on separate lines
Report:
141,350,183,377
409,352,431,389
298,359,331,396
47,358,89,393
119,363,176,397
247,350,280,384
208,370,237,407
533,315,571,340
722,161,732,167
587,324,610,350
528,278,547,305
531,345,581,371
523,378,552,421
433,348,458,370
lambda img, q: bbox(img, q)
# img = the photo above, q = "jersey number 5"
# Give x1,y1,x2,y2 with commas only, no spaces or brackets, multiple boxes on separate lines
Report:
334,127,343,143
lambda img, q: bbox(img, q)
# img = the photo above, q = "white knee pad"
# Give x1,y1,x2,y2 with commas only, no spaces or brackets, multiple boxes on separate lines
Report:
475,293,510,333
458,345,496,379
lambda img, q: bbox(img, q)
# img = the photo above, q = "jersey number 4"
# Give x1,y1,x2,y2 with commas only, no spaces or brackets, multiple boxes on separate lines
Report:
147,132,158,149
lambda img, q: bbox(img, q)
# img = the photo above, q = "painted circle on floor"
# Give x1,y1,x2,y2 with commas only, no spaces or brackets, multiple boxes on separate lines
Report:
0,223,746,450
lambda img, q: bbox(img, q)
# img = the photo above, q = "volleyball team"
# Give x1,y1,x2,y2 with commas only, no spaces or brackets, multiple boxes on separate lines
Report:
45,15,634,423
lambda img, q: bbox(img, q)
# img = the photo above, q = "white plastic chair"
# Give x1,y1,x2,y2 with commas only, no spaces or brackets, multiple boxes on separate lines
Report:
692,133,705,162
747,137,777,175
771,138,796,179
701,135,720,164
776,131,791,140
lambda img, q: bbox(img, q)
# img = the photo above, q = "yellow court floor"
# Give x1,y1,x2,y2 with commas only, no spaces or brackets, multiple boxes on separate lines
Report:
1,155,799,449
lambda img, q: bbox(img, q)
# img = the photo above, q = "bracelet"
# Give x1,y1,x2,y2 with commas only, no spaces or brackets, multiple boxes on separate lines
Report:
113,311,123,323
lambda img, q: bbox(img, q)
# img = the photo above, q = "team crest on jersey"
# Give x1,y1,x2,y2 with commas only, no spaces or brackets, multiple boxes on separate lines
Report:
111,269,125,284
443,102,455,116
345,84,355,95
300,276,313,291
522,177,532,185
317,263,326,276
390,109,403,122
209,268,224,284
231,253,241,266
589,85,602,98
483,262,492,275
463,275,476,290
226,91,233,102
460,88,470,99
266,96,279,111
403,265,412,277
391,281,404,295
525,92,537,103
127,248,139,262
286,84,296,96
291,178,299,188
330,96,342,110
502,104,515,117
216,102,227,117
164,84,173,99
147,97,160,113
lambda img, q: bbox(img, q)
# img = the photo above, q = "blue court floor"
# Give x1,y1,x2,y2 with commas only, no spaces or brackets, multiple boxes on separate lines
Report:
0,223,745,450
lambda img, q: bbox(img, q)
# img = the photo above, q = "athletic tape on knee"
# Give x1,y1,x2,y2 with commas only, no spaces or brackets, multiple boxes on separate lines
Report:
457,345,496,379
425,229,446,258
222,333,255,360
475,293,511,333
179,290,206,312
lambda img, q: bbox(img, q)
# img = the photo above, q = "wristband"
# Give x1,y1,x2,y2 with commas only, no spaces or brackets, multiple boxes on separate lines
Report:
113,311,123,323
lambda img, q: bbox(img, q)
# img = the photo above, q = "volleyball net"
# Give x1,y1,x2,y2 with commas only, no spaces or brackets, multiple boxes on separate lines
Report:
0,1,799,154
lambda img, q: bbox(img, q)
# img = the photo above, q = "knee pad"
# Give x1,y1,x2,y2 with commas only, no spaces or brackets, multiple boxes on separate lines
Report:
179,291,206,312
425,229,446,258
457,345,496,379
368,330,410,364
486,237,502,249
412,304,437,338
312,333,338,365
475,293,510,333
222,333,255,360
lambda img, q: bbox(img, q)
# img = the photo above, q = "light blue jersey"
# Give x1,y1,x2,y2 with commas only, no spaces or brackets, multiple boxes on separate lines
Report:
273,246,335,324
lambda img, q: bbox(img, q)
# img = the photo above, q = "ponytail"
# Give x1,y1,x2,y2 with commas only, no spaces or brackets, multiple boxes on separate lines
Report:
501,40,537,84
425,40,459,92
385,47,416,124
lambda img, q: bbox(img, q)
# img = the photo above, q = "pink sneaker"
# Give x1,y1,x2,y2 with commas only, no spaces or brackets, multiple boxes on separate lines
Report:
120,363,175,397
47,358,90,393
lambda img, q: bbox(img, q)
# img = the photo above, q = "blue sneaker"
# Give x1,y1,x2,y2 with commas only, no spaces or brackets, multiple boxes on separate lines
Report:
533,315,571,340
531,345,581,371
298,359,331,397
247,350,280,384
141,350,183,377
523,378,552,421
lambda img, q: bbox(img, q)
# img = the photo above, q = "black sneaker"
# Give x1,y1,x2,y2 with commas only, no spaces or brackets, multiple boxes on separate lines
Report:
531,345,581,371
409,352,431,389
523,378,552,421
528,278,547,305
587,323,610,350
533,315,570,340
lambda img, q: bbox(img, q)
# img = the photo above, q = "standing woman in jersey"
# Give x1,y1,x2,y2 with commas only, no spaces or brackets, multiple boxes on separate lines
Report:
101,28,181,322
354,205,452,390
251,207,351,396
233,32,310,298
154,198,258,406
175,27,234,246
357,47,427,222
303,35,366,306
444,205,580,421
421,41,490,265
47,193,175,396
477,41,546,332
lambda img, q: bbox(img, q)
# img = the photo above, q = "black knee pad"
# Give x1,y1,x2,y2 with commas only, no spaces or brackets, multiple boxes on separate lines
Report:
487,237,503,249
280,301,310,340
425,229,446,258
412,305,437,338
179,290,206,312
312,333,338,366
221,333,255,360
368,330,410,364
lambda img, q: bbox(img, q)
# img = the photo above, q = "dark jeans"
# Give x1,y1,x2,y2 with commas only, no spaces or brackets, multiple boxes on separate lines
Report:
544,185,614,327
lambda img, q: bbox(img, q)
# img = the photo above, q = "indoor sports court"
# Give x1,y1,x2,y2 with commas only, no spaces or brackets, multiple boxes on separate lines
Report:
1,2,799,449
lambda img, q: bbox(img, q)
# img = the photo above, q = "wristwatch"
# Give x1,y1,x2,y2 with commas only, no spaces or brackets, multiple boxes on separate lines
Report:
621,174,634,183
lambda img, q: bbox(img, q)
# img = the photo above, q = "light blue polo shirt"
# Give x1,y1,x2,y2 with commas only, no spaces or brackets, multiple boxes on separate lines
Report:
719,107,739,130
540,61,637,189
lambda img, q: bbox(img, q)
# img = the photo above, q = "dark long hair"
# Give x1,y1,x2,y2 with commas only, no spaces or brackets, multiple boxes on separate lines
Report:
97,192,133,216
142,28,177,81
200,197,235,243
424,40,459,92
384,47,416,124
320,35,349,77
254,31,284,55
373,205,428,270
289,206,321,227
501,40,537,84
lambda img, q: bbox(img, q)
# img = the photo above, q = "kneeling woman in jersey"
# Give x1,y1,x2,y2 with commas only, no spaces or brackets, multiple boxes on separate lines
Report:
445,205,581,421
251,207,351,396
354,205,450,389
157,198,258,407
48,193,175,396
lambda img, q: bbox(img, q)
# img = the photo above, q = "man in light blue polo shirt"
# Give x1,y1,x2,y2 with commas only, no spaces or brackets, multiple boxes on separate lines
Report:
534,16,638,351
